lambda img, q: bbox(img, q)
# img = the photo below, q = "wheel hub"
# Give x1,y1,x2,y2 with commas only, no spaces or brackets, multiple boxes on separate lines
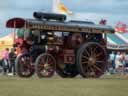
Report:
88,57,96,65
44,64,50,69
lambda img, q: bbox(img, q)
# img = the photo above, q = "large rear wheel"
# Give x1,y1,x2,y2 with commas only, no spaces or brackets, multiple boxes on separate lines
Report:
77,42,107,78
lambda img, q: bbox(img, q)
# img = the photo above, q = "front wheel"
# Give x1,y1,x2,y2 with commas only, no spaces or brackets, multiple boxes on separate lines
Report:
15,53,34,78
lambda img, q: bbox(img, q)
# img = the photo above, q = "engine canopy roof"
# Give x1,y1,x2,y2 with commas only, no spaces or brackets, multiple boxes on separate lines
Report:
6,17,115,34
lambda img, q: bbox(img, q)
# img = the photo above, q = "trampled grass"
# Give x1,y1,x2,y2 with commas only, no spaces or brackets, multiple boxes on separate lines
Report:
0,75,128,96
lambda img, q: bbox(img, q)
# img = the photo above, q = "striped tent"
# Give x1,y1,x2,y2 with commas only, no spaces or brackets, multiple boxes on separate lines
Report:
107,32,128,50
0,33,14,59
0,33,14,46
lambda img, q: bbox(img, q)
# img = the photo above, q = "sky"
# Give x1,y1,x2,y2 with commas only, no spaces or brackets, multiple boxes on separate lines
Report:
0,0,128,36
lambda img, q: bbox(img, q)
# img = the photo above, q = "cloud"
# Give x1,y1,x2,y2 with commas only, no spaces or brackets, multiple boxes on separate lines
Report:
74,12,128,26
63,0,128,14
0,0,10,8
0,0,128,36
5,0,51,10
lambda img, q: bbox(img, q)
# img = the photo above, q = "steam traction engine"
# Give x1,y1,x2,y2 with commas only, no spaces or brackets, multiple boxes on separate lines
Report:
6,12,115,78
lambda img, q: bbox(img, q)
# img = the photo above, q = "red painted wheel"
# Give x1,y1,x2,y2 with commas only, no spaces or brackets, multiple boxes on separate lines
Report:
35,53,56,78
77,42,107,78
15,53,34,78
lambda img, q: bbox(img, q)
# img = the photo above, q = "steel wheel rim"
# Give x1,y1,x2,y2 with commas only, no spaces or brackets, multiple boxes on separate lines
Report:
37,54,55,77
19,55,33,75
80,43,106,77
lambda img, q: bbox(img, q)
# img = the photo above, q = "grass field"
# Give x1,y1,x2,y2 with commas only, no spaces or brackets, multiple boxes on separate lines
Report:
0,75,128,96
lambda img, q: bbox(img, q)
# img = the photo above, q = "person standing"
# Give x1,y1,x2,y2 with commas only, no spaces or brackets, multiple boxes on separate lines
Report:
109,51,116,74
9,48,16,75
115,52,125,74
110,52,116,68
2,48,9,75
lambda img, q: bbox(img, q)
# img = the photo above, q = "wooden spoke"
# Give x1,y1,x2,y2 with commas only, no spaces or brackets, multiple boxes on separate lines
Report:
89,47,92,56
92,64,102,72
96,61,105,64
40,58,45,64
48,58,54,64
46,55,49,64
92,46,97,53
83,48,90,57
37,64,44,68
82,55,89,59
89,66,95,73
96,52,103,57
82,61,88,64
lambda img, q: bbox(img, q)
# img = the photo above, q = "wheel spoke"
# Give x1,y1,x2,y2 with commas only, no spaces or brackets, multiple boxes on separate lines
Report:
96,61,105,64
48,58,54,64
96,52,103,57
38,64,44,68
82,55,89,59
82,61,88,64
40,58,45,64
90,47,95,57
45,55,49,64
89,66,95,73
84,65,89,72
92,64,102,72
90,52,95,58
47,68,54,72
84,48,90,57
92,46,97,53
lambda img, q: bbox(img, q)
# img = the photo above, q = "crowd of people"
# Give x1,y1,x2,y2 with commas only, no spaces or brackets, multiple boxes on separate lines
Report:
108,51,128,74
0,47,16,76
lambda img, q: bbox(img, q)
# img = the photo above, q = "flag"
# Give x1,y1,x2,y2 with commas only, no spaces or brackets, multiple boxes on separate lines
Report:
52,0,73,15
99,19,107,25
58,2,73,15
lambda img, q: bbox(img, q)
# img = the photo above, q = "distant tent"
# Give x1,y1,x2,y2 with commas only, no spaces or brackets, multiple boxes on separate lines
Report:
0,33,14,46
0,33,14,59
107,22,128,50
107,32,128,51
98,19,128,51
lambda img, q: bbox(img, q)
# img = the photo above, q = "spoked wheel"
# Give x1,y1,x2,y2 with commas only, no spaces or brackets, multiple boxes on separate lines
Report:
56,56,78,78
77,42,107,78
15,53,34,78
35,53,56,78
